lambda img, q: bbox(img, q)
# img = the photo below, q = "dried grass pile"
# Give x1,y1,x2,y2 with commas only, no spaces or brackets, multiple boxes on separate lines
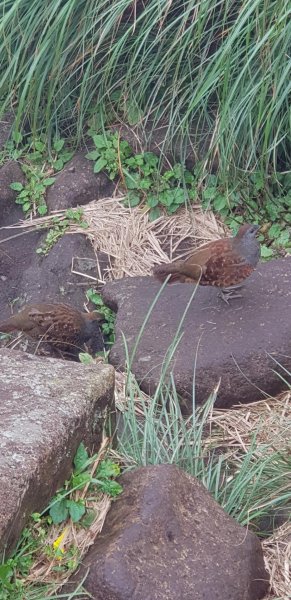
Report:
1,195,225,282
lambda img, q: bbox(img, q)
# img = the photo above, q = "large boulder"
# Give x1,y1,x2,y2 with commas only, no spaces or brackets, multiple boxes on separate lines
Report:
68,464,269,600
0,348,115,556
46,151,115,212
102,257,291,409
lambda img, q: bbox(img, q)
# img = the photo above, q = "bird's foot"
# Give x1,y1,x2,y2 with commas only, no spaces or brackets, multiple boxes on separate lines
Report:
218,285,243,304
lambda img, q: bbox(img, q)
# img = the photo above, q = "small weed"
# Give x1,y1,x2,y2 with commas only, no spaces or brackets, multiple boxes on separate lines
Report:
86,288,116,345
0,132,29,165
48,443,122,526
25,134,74,171
7,133,74,217
10,164,55,216
36,208,89,255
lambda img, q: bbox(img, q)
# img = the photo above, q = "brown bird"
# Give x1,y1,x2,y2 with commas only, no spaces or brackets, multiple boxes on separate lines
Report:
153,223,260,302
0,303,103,353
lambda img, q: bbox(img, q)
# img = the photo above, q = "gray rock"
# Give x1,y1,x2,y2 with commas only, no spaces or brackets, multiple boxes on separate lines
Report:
102,257,291,409
46,152,115,212
68,464,269,600
0,160,26,226
0,348,115,556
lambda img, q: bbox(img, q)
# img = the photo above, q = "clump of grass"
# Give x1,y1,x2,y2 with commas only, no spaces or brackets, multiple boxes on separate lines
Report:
0,0,290,177
115,369,291,530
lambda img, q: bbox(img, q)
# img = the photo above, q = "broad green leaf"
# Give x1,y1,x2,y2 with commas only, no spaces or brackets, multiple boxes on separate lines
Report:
203,187,216,200
49,499,68,524
172,188,185,204
10,181,23,191
71,472,91,488
149,207,161,221
43,177,55,186
23,202,31,212
213,194,227,211
0,564,13,583
53,158,64,171
127,103,143,126
125,173,140,189
18,189,29,198
94,157,107,173
35,140,45,152
268,223,282,239
93,134,107,149
127,193,140,207
275,230,290,247
37,204,48,215
79,352,94,364
97,479,123,496
74,442,89,472
81,508,96,528
53,138,65,152
97,460,120,479
67,499,86,522
260,245,274,258
147,194,159,208
85,150,100,161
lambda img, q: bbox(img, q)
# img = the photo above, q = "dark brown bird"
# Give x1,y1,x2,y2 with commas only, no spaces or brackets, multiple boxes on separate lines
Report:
153,224,260,301
0,303,103,352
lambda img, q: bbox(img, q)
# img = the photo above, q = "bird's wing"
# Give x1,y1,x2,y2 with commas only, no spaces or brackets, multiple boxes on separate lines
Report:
202,247,252,287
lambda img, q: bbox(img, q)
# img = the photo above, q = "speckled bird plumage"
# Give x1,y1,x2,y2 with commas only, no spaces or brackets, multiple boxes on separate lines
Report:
153,224,260,289
0,302,103,352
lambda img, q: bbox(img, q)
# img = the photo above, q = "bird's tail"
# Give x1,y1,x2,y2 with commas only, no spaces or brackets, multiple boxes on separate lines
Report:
153,261,196,284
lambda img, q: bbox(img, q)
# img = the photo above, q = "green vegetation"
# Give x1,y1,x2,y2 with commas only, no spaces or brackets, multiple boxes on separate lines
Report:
85,129,291,255
86,288,116,345
7,135,74,217
0,0,289,183
10,167,55,216
36,208,89,255
0,444,122,599
118,372,291,529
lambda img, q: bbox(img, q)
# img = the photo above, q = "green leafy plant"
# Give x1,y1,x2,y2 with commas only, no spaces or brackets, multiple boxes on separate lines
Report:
48,443,122,525
0,443,122,597
86,130,199,220
23,135,74,170
36,208,89,255
86,288,116,345
85,131,132,180
7,133,74,218
10,165,55,216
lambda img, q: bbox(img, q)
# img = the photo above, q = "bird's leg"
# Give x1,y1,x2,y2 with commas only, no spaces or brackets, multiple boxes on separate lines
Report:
218,284,243,304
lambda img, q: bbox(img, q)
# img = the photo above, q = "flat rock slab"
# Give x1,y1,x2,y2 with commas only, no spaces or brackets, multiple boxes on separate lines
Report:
102,257,291,409
0,349,115,556
68,465,269,600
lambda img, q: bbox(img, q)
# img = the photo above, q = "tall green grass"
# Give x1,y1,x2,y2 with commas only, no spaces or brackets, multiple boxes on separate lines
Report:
1,0,290,174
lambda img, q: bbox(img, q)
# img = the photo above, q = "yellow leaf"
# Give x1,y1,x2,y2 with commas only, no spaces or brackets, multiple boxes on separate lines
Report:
53,526,69,552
